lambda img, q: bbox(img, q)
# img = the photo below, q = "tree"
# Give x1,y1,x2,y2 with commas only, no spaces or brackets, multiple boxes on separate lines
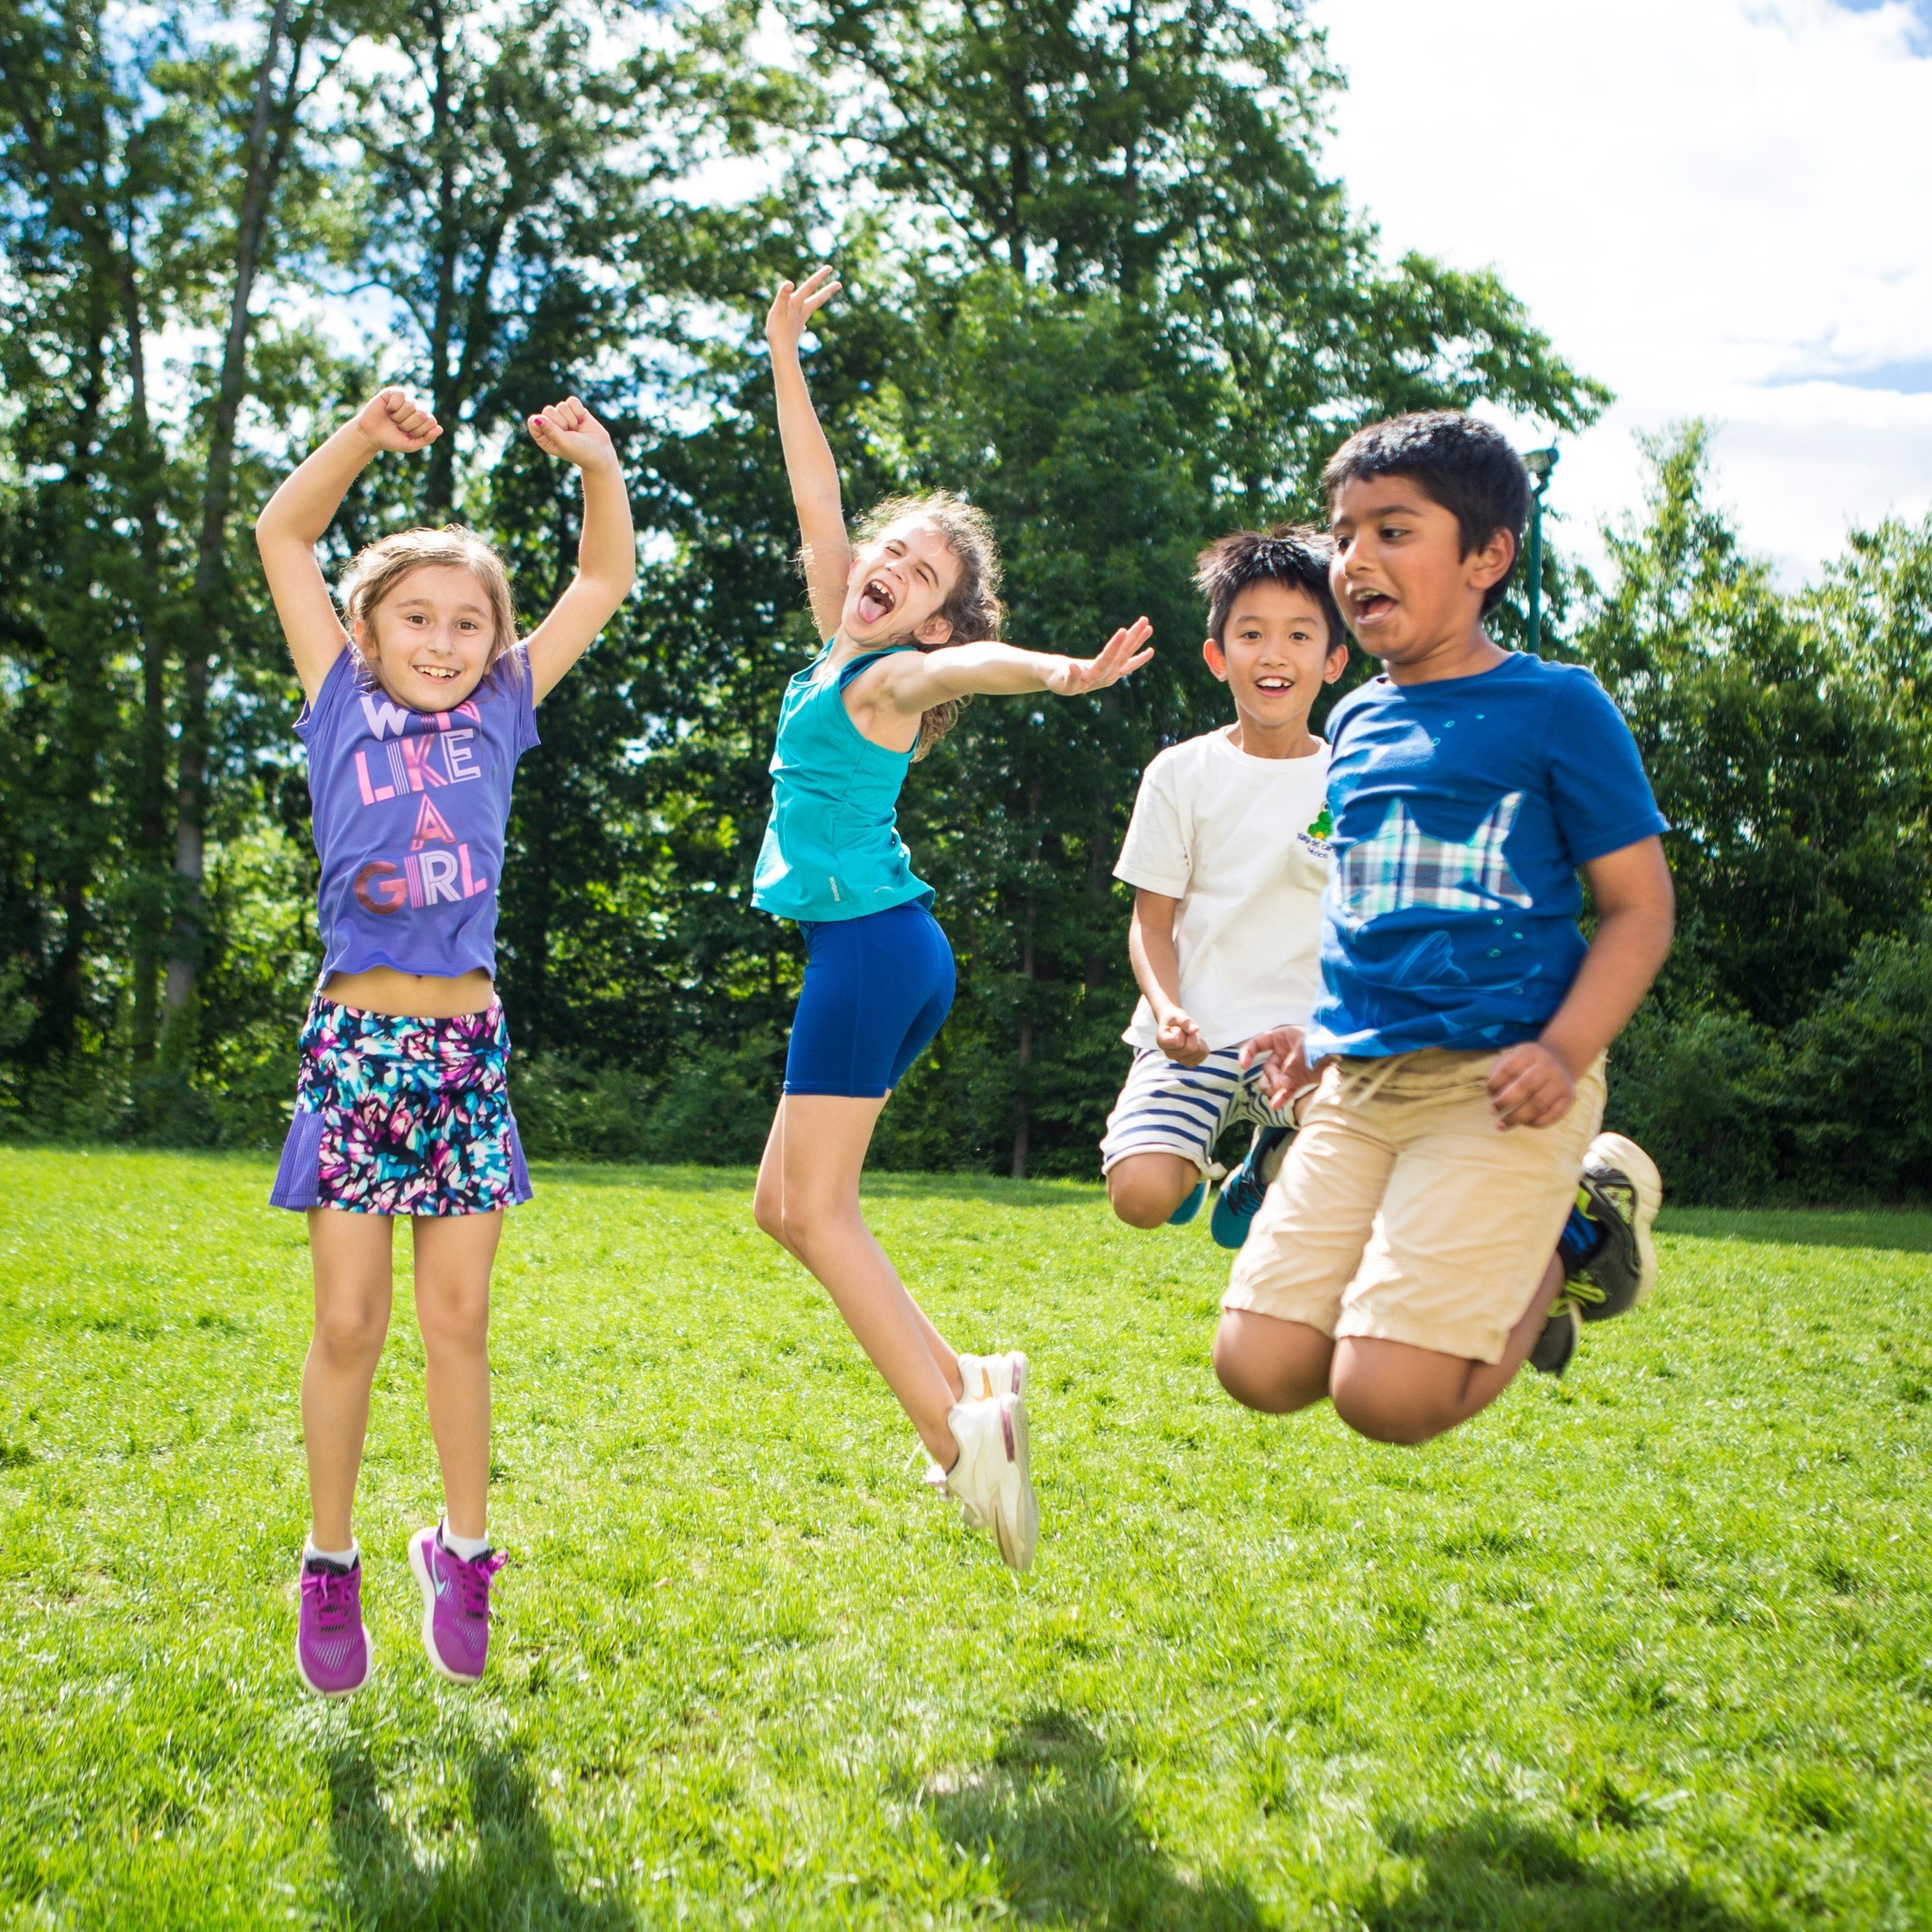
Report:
1575,426,1931,1032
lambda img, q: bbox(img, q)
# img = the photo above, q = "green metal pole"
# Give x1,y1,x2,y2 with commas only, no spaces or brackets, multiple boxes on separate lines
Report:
1523,445,1557,655
1527,486,1544,656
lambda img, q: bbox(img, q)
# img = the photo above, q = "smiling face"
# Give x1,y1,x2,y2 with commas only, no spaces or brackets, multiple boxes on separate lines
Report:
1204,579,1346,744
1328,475,1515,679
841,515,963,646
357,564,500,712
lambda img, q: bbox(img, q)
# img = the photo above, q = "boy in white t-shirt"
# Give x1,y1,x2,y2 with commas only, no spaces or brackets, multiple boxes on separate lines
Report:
1102,526,1347,1248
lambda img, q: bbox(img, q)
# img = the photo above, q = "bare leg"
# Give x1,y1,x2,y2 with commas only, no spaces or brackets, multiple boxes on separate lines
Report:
1211,1308,1335,1413
1106,1151,1203,1229
303,1209,395,1551
411,1210,502,1542
752,1094,965,1465
1329,1253,1567,1445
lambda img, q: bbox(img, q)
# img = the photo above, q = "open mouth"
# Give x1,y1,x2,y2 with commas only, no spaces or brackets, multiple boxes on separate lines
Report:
1254,675,1295,695
856,576,898,625
1352,589,1395,623
413,663,461,681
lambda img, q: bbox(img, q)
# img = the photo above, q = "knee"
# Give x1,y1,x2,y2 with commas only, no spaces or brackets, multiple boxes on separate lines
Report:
1211,1322,1318,1415
1107,1166,1192,1230
752,1190,789,1247
1328,1376,1450,1446
417,1286,490,1356
755,1194,844,1261
777,1201,842,1259
312,1299,387,1370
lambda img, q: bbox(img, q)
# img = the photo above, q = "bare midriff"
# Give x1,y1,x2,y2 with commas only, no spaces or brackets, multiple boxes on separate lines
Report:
322,966,496,1019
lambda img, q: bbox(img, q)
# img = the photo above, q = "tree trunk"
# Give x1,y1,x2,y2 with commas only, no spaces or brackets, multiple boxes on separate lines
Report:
42,320,111,1061
161,0,297,1039
422,0,462,519
120,221,170,1065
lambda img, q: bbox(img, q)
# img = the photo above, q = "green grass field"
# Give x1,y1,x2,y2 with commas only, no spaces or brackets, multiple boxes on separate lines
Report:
2,1149,1929,1930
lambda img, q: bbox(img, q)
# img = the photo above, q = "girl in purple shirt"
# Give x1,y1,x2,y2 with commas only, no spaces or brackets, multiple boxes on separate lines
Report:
256,387,634,1696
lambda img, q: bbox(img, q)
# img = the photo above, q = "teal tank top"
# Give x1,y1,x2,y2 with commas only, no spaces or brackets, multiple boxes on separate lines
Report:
752,644,937,924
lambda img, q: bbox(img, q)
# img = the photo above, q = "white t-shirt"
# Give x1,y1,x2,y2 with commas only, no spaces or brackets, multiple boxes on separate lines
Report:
1113,727,1332,1052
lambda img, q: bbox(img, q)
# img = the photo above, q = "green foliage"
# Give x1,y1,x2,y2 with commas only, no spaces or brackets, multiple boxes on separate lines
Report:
1785,921,1932,1198
1604,1006,1781,1208
1577,425,1932,1033
4,1148,1932,1924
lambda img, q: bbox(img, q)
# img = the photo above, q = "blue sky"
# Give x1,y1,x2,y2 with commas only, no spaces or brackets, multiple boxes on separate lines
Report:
1313,0,1932,583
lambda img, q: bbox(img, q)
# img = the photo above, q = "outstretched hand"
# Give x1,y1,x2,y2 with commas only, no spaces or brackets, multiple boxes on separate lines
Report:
354,387,441,454
1043,616,1155,697
527,395,616,471
766,267,841,359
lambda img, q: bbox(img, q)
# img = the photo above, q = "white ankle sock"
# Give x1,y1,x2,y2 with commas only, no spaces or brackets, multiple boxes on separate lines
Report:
305,1537,358,1568
440,1524,489,1561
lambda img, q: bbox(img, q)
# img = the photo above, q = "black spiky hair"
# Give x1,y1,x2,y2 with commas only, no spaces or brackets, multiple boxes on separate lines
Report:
1194,524,1345,649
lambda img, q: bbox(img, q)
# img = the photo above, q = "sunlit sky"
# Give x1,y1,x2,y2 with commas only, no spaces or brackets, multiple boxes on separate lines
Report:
1311,0,1932,584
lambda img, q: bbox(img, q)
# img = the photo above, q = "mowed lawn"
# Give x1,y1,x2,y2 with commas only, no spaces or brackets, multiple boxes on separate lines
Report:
2,1151,1930,1931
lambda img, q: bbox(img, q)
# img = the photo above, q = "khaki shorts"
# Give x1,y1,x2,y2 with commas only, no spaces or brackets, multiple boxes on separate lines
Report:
1224,1047,1607,1365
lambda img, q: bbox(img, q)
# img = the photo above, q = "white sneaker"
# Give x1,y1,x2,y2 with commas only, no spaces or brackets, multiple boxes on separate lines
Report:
935,1393,1038,1573
957,1349,1028,1403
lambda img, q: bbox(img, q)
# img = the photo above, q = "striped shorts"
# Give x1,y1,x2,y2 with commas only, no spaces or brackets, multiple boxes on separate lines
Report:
1099,1046,1293,1175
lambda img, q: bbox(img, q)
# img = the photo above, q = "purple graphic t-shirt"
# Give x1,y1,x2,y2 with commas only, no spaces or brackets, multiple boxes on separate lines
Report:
297,645,539,979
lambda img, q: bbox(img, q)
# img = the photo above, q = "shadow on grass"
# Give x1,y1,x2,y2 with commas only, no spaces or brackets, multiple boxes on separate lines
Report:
1659,1206,1932,1256
924,1707,1265,1929
326,1737,631,1930
1362,1813,1758,1932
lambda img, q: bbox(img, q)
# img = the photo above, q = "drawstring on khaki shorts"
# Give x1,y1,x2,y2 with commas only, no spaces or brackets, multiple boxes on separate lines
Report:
1334,1056,1404,1110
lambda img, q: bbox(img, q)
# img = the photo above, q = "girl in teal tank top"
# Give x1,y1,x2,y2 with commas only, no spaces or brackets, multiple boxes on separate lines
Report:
751,267,1154,1574
751,641,933,922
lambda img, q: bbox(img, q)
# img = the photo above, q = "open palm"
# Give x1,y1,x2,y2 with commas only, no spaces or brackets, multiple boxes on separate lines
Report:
1045,616,1155,696
766,266,841,357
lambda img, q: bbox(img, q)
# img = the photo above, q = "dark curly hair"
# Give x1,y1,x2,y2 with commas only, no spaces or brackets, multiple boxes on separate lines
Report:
849,492,1004,758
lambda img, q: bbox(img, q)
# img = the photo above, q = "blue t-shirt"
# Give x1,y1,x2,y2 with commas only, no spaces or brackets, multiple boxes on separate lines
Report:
1305,652,1666,1060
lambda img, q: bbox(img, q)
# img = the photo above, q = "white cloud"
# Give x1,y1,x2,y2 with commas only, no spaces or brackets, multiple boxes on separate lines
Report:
1310,0,1932,583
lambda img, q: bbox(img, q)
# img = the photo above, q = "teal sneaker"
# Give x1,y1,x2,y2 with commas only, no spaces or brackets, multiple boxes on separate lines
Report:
1210,1124,1291,1250
1167,1179,1207,1226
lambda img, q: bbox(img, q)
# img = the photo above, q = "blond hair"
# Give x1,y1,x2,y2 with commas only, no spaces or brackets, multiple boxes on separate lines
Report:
338,525,521,675
851,492,1003,759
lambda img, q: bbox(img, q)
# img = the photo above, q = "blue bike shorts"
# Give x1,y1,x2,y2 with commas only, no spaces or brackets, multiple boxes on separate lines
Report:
785,901,957,1098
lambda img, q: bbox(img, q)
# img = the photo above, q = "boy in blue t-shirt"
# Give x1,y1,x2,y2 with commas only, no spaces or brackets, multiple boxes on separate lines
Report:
1216,411,1674,1441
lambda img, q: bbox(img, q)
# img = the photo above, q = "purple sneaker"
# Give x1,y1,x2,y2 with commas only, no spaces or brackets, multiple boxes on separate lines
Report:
296,1557,372,1697
408,1526,506,1684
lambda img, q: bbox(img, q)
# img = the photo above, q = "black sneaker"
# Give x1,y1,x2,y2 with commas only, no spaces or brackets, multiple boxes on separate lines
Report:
1567,1133,1662,1323
1528,1299,1580,1376
1210,1124,1291,1250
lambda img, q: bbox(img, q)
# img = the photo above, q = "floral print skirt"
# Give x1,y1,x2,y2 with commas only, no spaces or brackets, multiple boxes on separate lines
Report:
270,995,532,1217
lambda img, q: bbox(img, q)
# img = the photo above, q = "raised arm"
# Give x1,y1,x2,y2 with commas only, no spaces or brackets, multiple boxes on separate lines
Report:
255,388,441,704
519,396,637,704
765,269,850,638
865,616,1155,714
